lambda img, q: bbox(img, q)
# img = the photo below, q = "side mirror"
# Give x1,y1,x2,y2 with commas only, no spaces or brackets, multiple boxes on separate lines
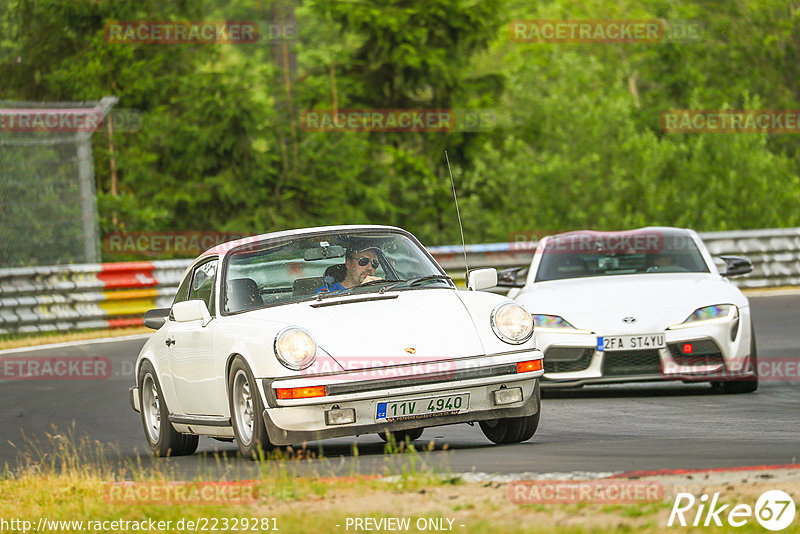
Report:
172,300,213,326
467,268,498,291
496,267,528,288
719,255,753,277
143,308,170,330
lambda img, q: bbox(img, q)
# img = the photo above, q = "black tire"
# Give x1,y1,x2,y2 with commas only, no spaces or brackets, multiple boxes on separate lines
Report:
378,427,424,443
228,356,272,459
714,321,759,394
479,384,541,445
138,360,199,457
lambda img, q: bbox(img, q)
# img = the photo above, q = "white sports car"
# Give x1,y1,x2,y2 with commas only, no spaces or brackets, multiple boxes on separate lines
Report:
130,225,544,457
500,227,757,393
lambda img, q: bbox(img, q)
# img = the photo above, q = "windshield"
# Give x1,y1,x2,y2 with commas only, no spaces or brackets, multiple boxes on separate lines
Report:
222,230,451,313
535,230,710,282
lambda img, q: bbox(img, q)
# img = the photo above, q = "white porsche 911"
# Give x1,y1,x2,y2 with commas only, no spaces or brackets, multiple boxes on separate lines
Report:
499,227,757,393
130,225,544,457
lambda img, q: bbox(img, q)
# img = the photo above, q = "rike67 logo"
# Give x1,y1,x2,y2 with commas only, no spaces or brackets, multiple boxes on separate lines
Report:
668,490,796,531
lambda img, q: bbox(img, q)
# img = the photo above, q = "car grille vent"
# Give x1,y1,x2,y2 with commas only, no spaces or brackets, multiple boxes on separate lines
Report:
601,350,662,376
544,347,594,373
668,339,724,366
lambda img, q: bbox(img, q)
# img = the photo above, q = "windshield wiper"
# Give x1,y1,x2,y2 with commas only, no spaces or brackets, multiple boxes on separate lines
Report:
315,279,394,301
315,287,350,301
378,279,410,293
378,274,452,294
409,274,452,286
359,279,394,287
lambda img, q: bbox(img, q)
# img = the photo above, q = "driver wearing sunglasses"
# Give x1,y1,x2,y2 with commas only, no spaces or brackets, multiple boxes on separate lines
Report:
316,247,383,293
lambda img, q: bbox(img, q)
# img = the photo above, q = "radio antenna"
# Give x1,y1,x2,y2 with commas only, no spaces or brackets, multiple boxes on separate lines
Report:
445,150,470,279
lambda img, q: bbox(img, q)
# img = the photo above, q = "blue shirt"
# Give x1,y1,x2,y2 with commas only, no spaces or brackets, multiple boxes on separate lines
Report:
315,281,346,294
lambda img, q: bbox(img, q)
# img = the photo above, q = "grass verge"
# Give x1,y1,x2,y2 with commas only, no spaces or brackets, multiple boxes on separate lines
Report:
0,326,150,351
1,428,798,533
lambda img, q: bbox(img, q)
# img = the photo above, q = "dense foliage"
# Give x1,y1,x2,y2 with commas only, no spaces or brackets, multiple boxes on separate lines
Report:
2,0,799,258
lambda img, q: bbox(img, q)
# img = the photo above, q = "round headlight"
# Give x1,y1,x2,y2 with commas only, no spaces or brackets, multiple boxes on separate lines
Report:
274,327,317,370
491,302,534,344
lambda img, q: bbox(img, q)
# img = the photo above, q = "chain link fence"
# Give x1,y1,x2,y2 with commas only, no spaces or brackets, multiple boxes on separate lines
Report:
0,98,116,267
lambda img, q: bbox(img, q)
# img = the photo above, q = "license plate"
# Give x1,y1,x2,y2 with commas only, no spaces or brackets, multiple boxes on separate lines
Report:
376,393,469,422
597,334,665,351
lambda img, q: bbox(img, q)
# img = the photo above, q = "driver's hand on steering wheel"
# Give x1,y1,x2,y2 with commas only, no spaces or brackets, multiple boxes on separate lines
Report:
360,275,383,285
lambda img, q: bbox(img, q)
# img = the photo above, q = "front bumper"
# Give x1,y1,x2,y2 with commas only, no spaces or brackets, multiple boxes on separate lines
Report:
535,319,753,387
263,380,539,445
129,386,140,412
260,349,543,445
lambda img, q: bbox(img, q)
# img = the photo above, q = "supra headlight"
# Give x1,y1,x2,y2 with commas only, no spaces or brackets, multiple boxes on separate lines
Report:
491,303,534,344
670,304,738,329
532,314,576,329
531,314,593,334
274,327,317,370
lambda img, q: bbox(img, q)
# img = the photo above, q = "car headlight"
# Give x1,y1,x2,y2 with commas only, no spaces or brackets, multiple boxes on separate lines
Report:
274,327,317,370
531,314,593,334
532,314,576,329
491,303,534,344
670,304,738,329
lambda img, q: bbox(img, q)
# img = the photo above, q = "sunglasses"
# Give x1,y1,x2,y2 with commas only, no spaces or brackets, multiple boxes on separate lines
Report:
357,257,380,268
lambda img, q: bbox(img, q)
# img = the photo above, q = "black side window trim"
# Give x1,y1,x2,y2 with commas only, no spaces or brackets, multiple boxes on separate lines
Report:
170,258,218,320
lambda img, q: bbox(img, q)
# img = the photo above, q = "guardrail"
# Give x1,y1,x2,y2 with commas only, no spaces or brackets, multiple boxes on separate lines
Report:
0,261,185,334
2,228,799,334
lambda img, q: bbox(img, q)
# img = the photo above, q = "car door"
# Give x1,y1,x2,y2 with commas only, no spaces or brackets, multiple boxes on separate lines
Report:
166,258,224,416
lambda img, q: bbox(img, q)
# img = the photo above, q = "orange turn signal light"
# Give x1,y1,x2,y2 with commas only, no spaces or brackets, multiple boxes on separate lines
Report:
276,385,326,400
517,360,543,373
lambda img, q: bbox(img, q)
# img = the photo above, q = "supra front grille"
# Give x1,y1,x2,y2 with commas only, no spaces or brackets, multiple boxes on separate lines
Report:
668,339,724,367
544,347,594,373
601,350,662,376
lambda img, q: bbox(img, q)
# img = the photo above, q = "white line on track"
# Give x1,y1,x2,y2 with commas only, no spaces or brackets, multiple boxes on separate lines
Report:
744,287,800,297
0,334,151,355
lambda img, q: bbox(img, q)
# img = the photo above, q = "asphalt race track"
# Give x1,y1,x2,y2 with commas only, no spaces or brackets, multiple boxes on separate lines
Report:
1,293,799,479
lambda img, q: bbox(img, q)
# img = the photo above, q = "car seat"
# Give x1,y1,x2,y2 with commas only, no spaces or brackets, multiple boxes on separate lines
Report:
225,278,263,312
324,263,347,283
